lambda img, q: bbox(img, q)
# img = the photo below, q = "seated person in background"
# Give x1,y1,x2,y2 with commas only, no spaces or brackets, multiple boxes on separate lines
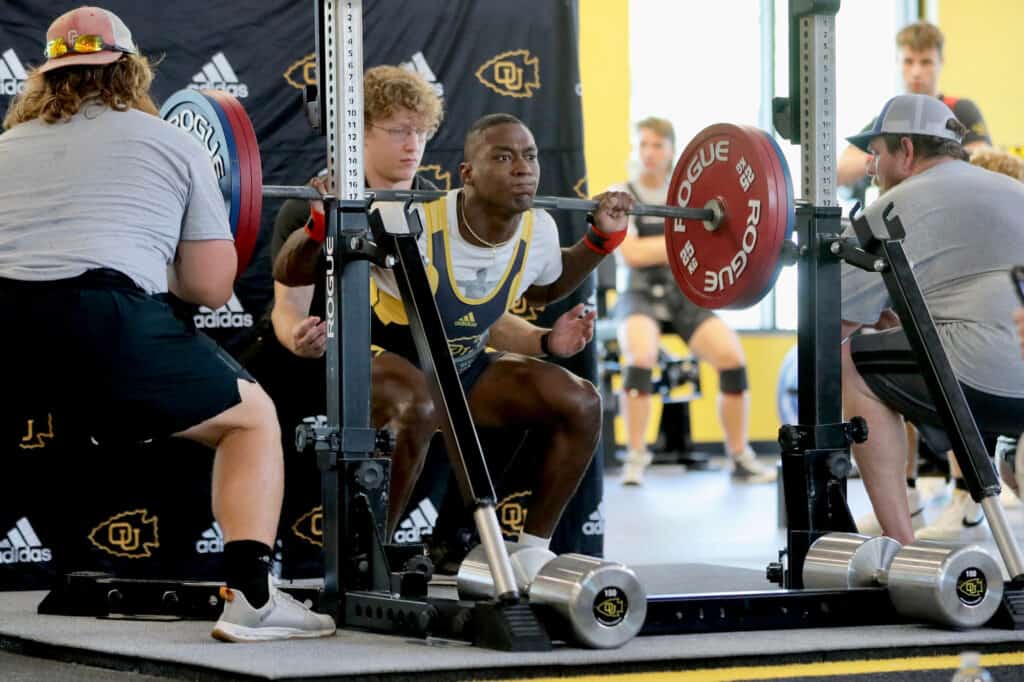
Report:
861,144,1024,538
611,117,774,486
840,94,1024,545
0,7,332,642
275,113,623,558
837,22,990,202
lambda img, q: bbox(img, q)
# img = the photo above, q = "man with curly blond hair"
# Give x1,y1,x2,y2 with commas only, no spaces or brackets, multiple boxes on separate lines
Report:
0,7,334,643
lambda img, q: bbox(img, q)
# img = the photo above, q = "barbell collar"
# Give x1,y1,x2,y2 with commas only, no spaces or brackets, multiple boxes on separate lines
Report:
261,185,715,221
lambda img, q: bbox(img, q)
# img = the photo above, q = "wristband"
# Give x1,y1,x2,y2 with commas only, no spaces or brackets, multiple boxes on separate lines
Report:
539,331,554,358
582,213,626,255
304,205,326,244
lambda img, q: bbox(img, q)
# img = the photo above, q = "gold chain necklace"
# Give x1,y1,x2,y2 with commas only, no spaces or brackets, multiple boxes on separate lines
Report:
459,194,514,250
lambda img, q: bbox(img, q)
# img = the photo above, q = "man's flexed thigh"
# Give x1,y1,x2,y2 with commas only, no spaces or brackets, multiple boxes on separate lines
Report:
468,354,601,431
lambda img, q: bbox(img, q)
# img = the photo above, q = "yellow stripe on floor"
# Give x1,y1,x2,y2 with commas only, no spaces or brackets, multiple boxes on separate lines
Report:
491,651,1024,681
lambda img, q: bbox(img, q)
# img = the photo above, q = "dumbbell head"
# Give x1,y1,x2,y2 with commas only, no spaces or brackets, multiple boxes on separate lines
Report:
886,540,1003,629
803,532,902,589
528,553,646,649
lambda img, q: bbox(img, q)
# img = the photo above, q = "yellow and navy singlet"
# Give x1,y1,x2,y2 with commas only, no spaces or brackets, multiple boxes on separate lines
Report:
370,195,533,374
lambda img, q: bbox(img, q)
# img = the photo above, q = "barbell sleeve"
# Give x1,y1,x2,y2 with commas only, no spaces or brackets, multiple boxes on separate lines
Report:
261,185,714,221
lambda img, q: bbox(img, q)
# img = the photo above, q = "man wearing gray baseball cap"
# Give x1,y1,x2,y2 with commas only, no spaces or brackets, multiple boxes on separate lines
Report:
839,93,1024,545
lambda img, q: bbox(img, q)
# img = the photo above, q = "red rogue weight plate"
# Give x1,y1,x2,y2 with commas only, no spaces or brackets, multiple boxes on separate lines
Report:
205,90,263,279
664,123,795,309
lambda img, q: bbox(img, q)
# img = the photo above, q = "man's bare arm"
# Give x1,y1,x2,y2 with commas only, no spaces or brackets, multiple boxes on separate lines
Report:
273,228,322,286
488,311,547,355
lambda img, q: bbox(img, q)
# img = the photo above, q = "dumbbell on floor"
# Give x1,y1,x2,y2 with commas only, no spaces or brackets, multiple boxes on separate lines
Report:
803,532,1003,629
456,542,646,649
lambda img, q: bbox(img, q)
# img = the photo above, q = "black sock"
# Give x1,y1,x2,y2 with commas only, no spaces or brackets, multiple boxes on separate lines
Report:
954,477,969,491
224,540,272,608
906,477,917,489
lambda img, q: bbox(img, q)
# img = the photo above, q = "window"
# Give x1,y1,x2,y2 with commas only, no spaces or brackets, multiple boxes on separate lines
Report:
629,0,914,330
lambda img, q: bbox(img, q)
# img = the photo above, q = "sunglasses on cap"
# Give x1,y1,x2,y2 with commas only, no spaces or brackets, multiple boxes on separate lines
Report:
44,34,137,60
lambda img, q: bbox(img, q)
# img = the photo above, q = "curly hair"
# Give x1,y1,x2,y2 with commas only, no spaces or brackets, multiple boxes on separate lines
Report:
363,65,443,132
3,54,158,130
970,148,1024,182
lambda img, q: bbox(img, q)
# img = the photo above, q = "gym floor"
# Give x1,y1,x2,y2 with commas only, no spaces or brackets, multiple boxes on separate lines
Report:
1,452,1022,681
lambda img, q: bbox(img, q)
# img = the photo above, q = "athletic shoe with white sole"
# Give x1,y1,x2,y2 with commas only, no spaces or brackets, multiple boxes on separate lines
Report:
621,449,653,486
212,577,336,642
729,447,777,483
915,489,986,541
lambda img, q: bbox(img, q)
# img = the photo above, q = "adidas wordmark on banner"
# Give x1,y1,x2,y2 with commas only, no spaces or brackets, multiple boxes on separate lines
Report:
194,293,253,329
401,51,444,98
189,52,249,98
196,521,224,554
0,49,28,96
0,517,52,564
393,498,439,544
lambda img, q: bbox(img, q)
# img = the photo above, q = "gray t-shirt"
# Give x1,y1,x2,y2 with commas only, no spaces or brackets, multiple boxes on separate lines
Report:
0,102,231,294
842,160,1024,397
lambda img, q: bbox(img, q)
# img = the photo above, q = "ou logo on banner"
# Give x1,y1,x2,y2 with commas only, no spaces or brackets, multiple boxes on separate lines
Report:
476,50,541,99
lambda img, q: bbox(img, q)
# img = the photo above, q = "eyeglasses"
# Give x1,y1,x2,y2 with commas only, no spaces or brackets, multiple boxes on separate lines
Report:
44,35,137,60
369,123,434,142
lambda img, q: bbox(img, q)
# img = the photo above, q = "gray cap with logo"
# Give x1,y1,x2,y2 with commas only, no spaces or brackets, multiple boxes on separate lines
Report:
846,94,963,152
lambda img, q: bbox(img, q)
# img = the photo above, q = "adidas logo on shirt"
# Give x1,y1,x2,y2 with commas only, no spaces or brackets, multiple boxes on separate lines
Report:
189,52,249,98
582,503,604,536
194,293,253,329
454,312,477,328
0,49,28,96
400,51,444,98
0,517,52,564
393,498,438,544
195,521,224,554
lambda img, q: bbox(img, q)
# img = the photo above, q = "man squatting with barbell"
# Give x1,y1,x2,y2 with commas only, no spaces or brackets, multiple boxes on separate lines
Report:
0,7,335,642
275,110,636,562
261,66,601,560
839,94,1024,545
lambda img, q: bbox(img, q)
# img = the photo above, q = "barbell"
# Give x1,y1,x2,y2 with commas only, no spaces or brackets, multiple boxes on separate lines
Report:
160,89,796,309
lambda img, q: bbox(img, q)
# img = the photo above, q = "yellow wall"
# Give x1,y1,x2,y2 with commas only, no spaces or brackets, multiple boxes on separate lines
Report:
578,0,631,194
938,1,1024,146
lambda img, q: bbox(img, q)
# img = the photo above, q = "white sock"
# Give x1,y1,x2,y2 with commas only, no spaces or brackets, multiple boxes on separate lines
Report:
518,532,550,550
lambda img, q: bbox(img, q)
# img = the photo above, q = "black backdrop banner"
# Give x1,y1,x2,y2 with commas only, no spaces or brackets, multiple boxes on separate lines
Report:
0,0,602,589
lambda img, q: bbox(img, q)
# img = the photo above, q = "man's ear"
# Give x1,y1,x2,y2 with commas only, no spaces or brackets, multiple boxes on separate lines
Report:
459,161,472,187
901,136,916,169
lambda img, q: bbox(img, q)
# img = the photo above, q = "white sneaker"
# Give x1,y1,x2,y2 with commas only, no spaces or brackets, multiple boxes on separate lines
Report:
212,577,336,642
621,450,653,486
915,489,986,541
729,447,777,484
856,487,927,535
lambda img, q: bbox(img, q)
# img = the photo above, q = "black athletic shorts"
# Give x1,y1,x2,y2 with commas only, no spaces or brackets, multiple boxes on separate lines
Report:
1,268,249,446
851,328,1024,450
614,286,716,344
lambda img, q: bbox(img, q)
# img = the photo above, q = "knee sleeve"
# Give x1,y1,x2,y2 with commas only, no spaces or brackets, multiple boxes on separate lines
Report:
719,366,748,394
621,366,654,395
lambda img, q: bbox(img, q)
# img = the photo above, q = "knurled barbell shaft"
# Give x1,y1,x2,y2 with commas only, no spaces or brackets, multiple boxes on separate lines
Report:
262,185,714,221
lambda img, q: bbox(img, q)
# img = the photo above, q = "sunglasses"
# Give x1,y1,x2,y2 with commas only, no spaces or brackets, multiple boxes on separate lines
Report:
44,35,136,60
